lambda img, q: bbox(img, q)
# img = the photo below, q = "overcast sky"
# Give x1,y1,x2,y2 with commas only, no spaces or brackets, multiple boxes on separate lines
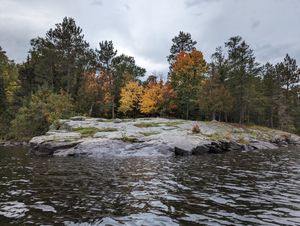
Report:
0,0,300,75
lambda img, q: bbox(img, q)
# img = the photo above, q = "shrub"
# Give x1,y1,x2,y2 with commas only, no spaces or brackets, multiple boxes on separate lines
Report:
120,133,139,143
10,90,74,141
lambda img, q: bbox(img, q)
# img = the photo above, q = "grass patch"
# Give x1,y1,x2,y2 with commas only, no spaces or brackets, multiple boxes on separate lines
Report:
237,136,249,145
140,132,160,136
134,122,161,128
164,121,184,127
73,127,117,137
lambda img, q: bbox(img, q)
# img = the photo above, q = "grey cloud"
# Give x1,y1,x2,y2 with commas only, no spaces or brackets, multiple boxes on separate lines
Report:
185,0,220,8
0,0,299,75
251,20,260,29
91,0,102,6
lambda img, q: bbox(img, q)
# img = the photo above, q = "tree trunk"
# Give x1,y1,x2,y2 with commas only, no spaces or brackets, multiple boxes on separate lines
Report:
67,66,70,94
89,103,94,117
112,98,115,119
186,101,189,120
212,112,216,121
270,107,274,128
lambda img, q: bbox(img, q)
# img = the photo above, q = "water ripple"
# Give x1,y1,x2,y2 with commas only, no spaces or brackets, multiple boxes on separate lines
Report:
0,147,300,225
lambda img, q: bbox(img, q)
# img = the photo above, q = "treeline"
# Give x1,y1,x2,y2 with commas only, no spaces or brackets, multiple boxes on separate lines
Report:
0,17,299,141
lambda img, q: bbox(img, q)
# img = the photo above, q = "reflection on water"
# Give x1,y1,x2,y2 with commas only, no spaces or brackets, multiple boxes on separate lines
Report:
0,146,300,225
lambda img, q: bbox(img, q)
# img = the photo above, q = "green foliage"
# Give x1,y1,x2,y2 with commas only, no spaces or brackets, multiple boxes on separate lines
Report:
0,47,21,139
167,31,197,70
29,17,94,96
10,90,74,141
225,36,260,124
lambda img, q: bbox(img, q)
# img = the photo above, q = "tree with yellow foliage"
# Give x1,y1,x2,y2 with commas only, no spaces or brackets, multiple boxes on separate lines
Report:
140,81,163,115
119,81,143,116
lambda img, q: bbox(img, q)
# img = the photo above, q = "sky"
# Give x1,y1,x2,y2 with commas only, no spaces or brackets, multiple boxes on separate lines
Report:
0,0,300,76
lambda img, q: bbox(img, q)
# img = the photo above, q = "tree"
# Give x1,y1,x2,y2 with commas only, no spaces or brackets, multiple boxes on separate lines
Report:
111,54,146,113
262,63,279,128
225,36,260,124
140,80,163,115
167,31,197,72
160,82,177,116
199,64,233,121
0,75,6,115
0,46,20,139
10,90,74,141
274,54,300,131
277,54,300,100
170,49,206,119
77,71,102,116
119,81,143,117
29,17,93,96
0,47,9,114
96,40,118,118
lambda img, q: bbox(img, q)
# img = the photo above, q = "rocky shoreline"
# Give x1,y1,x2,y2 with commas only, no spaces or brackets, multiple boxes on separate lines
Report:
25,117,300,157
0,140,29,147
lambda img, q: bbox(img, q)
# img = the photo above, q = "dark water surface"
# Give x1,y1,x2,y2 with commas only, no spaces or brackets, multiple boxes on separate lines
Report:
0,147,300,225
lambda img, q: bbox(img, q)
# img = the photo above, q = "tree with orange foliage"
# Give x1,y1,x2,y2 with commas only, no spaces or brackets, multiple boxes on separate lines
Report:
119,81,143,117
170,49,206,119
77,71,102,116
160,82,177,116
140,80,177,116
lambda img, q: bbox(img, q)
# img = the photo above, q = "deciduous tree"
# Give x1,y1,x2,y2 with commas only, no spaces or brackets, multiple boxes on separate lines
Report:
119,81,143,117
170,49,206,119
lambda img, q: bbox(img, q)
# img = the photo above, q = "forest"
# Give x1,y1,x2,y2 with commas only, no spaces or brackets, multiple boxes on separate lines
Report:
0,17,299,141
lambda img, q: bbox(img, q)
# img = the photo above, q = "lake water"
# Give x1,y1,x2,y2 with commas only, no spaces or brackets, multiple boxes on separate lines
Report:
0,146,300,225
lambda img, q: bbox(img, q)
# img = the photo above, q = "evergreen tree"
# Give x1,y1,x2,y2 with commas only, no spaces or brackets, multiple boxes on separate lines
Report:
167,31,197,73
225,36,260,123
96,40,117,118
274,54,300,131
30,17,93,96
199,63,233,121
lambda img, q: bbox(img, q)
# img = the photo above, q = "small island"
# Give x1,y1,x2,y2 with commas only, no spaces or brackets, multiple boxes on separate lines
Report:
1,2,300,225
29,117,300,157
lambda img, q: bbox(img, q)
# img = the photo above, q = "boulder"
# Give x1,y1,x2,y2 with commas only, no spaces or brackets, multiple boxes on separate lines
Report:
192,144,210,155
248,140,278,150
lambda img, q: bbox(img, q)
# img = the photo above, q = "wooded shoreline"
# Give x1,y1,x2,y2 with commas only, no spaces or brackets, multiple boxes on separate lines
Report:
1,17,299,143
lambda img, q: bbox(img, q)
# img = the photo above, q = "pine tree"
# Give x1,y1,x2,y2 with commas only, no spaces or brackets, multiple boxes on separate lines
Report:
30,17,92,96
96,40,117,118
225,36,260,124
167,31,197,73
